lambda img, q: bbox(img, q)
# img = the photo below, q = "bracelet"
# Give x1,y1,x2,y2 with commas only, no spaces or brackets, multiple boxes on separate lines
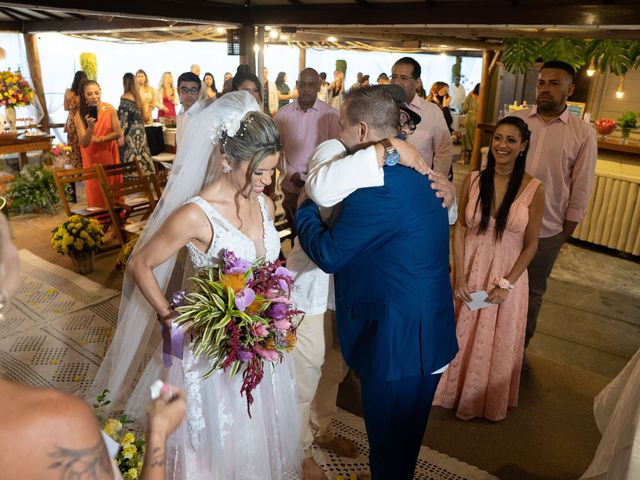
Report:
495,277,514,292
157,309,178,323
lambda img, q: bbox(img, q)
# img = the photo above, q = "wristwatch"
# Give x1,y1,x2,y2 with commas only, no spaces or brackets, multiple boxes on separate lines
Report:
379,138,400,167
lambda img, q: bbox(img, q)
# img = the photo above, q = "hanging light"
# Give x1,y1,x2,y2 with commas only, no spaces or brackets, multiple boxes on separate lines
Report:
216,27,226,34
616,75,625,99
253,44,260,53
327,36,337,42
586,59,596,77
269,29,279,39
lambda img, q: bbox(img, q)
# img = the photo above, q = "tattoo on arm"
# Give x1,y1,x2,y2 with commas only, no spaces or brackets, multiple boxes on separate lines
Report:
147,446,165,468
48,438,112,480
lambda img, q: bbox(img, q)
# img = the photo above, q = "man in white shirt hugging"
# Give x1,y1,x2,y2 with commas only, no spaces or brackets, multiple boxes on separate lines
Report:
289,85,457,480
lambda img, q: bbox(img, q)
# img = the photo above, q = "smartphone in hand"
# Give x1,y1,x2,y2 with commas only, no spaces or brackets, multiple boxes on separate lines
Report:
88,105,98,120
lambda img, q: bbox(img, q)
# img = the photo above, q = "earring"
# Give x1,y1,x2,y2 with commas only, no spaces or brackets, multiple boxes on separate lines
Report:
223,166,231,174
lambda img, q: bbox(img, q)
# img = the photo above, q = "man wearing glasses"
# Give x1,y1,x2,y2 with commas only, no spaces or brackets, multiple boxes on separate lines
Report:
176,72,202,146
391,57,453,176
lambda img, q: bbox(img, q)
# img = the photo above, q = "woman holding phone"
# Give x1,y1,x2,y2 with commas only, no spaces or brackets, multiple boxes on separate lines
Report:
74,80,122,209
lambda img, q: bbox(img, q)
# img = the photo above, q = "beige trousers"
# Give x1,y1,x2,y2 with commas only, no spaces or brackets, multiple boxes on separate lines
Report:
292,309,349,457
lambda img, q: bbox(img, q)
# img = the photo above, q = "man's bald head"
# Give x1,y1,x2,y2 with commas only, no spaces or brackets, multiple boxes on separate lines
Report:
297,68,321,111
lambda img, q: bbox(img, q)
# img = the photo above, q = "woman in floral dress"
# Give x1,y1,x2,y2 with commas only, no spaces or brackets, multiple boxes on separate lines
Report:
118,73,155,176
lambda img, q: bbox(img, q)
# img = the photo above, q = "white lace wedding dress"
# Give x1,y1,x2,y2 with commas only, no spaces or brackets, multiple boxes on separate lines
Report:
131,195,302,480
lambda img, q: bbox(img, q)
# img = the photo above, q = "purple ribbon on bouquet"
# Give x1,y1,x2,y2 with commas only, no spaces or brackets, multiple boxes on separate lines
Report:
160,290,187,368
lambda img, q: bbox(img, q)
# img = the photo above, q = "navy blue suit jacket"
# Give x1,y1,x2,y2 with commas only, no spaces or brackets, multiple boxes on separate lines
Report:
296,165,458,381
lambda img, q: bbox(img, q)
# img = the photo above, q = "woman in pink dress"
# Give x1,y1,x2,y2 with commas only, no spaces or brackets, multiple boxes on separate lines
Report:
157,71,177,121
433,116,545,421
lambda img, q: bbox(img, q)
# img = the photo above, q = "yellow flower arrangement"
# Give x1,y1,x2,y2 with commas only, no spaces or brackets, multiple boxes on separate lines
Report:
115,234,139,270
0,69,35,107
94,390,145,480
50,215,104,255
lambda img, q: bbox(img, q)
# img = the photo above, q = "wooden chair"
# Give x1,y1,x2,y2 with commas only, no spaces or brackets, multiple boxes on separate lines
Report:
99,160,156,221
53,166,113,222
97,164,157,245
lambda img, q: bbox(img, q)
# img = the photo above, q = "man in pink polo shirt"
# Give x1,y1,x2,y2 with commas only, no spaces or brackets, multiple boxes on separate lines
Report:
390,57,453,176
512,60,597,364
275,68,341,238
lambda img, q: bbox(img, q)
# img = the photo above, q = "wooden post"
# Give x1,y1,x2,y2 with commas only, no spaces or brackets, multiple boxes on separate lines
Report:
298,46,306,73
470,49,495,171
238,26,256,73
257,26,265,82
23,33,50,132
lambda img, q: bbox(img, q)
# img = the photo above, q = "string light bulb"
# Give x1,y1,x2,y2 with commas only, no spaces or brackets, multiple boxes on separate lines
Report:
327,36,337,42
269,29,279,39
616,75,625,99
586,59,596,77
253,44,260,53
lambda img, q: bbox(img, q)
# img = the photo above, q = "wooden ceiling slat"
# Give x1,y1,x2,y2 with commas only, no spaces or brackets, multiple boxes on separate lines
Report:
0,7,21,21
4,6,43,20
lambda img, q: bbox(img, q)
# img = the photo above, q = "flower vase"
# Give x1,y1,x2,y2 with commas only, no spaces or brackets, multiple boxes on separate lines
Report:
69,250,94,275
621,128,631,144
5,106,16,132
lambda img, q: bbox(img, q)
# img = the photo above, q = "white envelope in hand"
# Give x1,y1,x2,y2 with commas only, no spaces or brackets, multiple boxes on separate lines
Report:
464,290,493,311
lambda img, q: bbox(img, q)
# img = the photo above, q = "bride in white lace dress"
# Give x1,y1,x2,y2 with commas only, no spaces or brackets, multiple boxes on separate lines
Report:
89,92,301,479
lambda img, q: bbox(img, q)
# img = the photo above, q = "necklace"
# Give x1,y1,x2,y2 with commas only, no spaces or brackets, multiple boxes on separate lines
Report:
495,167,513,176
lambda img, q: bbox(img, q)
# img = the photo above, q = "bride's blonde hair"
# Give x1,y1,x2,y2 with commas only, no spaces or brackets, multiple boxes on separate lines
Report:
220,111,285,201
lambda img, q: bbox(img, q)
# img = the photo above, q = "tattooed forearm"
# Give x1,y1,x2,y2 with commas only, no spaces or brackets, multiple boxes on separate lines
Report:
147,446,165,468
48,438,112,480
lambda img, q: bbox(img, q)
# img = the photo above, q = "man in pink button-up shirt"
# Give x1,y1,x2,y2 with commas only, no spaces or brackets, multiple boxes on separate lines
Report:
512,61,597,356
391,57,453,176
274,68,341,238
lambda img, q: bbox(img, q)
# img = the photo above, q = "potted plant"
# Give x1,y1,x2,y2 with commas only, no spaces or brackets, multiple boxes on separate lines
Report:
50,215,104,274
617,111,638,143
7,164,63,214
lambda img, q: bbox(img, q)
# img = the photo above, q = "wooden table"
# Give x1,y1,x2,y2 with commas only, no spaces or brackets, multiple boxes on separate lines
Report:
0,135,52,169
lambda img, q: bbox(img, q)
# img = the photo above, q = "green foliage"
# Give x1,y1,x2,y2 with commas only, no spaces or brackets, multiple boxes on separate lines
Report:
502,38,640,76
617,111,638,129
585,40,634,76
335,60,347,76
539,39,586,71
502,38,543,75
7,165,62,214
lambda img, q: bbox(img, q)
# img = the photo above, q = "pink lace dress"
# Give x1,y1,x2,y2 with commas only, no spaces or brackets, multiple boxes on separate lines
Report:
433,171,541,421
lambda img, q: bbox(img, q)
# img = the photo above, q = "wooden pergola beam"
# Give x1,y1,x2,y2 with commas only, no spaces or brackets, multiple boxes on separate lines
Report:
0,1,245,25
23,33,50,132
2,1,639,27
250,4,640,26
20,17,194,33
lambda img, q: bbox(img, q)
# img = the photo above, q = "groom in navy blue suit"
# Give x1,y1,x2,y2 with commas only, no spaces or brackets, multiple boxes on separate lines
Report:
296,86,458,480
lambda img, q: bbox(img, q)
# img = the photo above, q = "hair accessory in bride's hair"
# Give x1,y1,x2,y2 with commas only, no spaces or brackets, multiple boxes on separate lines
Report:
210,110,243,145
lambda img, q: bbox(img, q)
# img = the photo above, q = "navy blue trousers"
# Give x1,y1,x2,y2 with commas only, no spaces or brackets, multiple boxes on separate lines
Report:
360,373,442,480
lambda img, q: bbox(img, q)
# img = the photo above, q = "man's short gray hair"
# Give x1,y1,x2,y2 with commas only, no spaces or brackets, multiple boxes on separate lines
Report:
344,86,399,133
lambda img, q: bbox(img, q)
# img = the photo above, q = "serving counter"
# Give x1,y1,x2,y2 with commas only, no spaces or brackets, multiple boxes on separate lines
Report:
572,141,640,255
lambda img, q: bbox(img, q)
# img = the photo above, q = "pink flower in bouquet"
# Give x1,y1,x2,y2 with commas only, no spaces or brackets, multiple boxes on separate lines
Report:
255,346,280,362
253,323,269,337
223,250,252,275
237,348,254,362
275,318,292,333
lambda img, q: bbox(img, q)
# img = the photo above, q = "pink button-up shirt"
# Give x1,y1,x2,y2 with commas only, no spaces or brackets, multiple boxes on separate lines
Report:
406,95,453,175
512,107,597,238
274,98,341,193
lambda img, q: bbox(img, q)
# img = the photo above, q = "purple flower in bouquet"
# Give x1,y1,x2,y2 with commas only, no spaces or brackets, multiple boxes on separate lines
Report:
234,287,255,312
223,250,252,275
237,348,254,362
267,302,288,320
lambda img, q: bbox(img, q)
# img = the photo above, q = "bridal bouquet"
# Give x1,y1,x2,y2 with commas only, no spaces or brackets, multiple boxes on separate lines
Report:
175,249,302,415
